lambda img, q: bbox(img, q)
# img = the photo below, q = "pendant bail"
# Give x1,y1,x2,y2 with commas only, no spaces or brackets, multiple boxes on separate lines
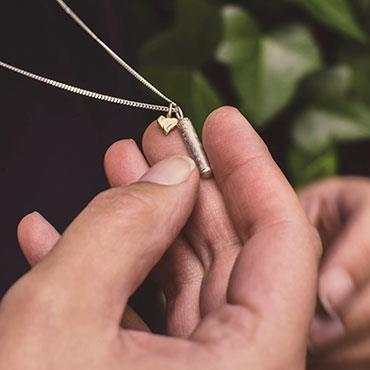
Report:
167,103,175,118
175,106,184,120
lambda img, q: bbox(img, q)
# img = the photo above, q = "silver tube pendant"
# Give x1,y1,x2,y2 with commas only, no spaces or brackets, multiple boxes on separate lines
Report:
177,118,213,179
157,114,213,179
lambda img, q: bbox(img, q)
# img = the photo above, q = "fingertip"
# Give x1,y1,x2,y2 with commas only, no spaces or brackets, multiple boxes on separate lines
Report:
205,106,241,123
142,120,161,150
104,139,136,163
319,267,355,316
203,106,245,137
104,139,139,171
17,211,43,246
104,139,148,187
17,212,60,266
203,106,259,155
142,120,188,164
142,121,165,160
202,107,269,182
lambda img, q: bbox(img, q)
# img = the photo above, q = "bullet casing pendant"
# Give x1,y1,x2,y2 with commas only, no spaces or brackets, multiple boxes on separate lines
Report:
177,118,213,179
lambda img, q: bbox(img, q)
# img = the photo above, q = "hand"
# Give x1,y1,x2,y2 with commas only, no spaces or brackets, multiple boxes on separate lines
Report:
6,107,321,369
299,177,370,369
17,107,318,340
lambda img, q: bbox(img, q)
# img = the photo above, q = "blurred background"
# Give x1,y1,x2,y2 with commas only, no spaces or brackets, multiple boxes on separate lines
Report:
0,0,369,299
138,0,370,186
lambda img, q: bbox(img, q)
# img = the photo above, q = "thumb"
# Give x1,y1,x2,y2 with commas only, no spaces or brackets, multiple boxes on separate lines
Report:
20,155,199,323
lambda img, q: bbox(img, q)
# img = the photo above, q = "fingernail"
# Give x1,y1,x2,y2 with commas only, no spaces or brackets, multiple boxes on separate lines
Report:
140,156,196,186
309,315,345,349
319,267,355,316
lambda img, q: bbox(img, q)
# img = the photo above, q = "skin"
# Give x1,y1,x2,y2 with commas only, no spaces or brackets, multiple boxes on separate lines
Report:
1,107,322,369
299,177,370,369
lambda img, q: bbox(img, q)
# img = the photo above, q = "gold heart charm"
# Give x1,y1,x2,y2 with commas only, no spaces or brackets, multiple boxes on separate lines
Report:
157,115,179,135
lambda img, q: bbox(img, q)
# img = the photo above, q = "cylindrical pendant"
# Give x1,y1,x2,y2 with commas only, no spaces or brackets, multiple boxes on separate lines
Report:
177,118,213,179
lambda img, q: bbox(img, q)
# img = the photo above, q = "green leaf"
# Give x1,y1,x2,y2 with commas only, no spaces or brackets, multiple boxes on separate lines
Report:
293,100,370,153
216,6,259,65
218,7,322,126
289,145,337,187
141,0,221,68
300,65,354,104
291,0,367,42
141,65,222,130
341,50,370,105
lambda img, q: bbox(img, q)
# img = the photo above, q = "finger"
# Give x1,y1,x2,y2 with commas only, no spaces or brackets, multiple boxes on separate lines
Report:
322,212,370,304
299,178,370,351
104,139,149,186
203,107,304,240
21,156,199,323
299,178,370,315
197,107,321,360
143,120,240,316
17,212,60,266
316,210,370,320
297,179,342,229
17,211,150,332
311,280,370,349
156,237,203,337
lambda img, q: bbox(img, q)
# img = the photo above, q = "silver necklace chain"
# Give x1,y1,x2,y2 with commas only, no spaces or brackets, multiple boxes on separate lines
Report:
0,61,170,113
0,0,179,115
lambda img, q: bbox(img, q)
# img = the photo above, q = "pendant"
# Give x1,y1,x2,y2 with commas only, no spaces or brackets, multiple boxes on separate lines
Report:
157,115,179,136
157,113,213,179
177,118,213,179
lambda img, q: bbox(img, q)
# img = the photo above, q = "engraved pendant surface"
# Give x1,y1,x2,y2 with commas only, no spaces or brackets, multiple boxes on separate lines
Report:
157,115,179,135
177,118,213,179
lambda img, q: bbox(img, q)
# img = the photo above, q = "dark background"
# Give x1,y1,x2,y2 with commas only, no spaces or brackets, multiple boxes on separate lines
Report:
0,0,146,296
1,0,370,298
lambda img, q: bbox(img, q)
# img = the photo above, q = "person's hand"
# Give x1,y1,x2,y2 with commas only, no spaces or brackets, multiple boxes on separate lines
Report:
299,177,370,369
17,107,318,340
7,107,322,369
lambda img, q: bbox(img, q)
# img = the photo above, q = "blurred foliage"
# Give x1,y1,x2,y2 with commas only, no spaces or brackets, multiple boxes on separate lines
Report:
136,0,370,186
